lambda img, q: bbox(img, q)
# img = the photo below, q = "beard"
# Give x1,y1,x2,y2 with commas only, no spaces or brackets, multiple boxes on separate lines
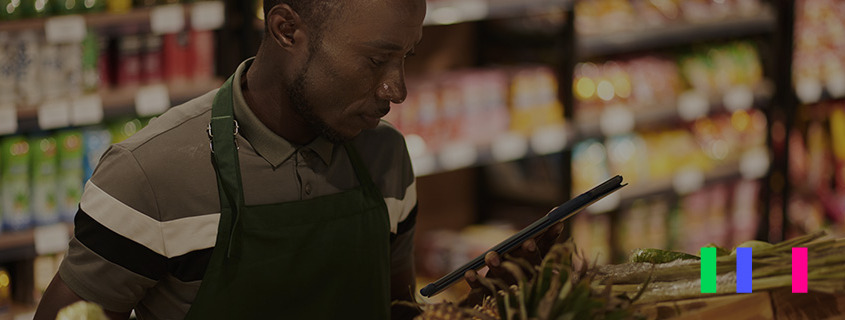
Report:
287,58,349,144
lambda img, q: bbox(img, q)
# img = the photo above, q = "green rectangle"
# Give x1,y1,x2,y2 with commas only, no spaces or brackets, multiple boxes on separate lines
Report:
701,247,717,293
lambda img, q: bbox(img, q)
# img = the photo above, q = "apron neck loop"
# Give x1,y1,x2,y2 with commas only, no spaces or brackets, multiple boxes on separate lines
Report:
210,75,245,258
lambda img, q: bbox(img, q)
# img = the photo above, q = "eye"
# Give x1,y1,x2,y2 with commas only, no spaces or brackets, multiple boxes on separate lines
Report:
404,50,416,59
370,57,387,67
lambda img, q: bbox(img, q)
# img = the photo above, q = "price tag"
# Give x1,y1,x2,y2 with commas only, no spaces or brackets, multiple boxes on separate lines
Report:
34,224,70,255
530,124,567,155
425,0,488,25
0,104,17,135
491,132,528,162
135,84,171,116
672,167,704,195
438,141,478,171
677,90,710,121
38,100,71,130
796,77,823,104
411,154,436,177
191,1,225,31
588,192,620,214
740,147,770,180
45,15,87,44
826,72,845,99
723,85,754,112
151,4,186,34
71,94,104,126
599,105,635,136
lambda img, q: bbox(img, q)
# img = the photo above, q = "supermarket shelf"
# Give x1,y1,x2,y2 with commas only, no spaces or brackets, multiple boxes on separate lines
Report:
410,124,571,177
796,86,845,106
0,223,72,264
619,162,743,203
573,82,774,140
577,9,777,59
254,0,572,30
0,1,223,35
15,79,222,132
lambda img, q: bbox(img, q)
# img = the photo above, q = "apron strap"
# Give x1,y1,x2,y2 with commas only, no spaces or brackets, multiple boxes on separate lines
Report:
210,75,245,258
343,142,379,197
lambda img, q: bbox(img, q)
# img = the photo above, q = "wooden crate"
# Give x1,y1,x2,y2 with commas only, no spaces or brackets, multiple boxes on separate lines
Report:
633,288,845,319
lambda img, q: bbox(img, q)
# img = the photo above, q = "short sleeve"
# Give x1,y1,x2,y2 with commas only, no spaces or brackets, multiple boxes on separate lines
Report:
58,145,166,312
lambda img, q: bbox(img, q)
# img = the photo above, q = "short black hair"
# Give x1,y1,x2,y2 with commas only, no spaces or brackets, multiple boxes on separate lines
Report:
263,0,345,41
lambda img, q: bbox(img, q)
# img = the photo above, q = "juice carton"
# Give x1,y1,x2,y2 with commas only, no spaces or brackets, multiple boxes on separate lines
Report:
30,134,59,226
1,136,31,231
56,130,84,221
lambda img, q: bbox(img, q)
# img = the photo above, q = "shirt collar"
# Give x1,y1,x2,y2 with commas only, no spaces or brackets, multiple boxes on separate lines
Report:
231,58,334,167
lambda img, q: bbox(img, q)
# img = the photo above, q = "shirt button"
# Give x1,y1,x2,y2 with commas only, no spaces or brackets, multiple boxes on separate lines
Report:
304,183,312,195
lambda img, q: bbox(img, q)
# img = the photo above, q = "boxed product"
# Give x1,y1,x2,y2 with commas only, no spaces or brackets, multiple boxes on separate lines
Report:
81,126,112,183
1,136,31,231
56,130,84,221
30,134,60,226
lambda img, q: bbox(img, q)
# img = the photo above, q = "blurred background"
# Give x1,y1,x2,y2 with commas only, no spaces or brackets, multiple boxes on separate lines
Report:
0,0,843,315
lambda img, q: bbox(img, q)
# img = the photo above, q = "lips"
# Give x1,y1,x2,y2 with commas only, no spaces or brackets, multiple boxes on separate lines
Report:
360,106,390,129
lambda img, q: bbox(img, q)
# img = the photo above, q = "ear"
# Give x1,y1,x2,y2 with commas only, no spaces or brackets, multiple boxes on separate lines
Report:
266,4,303,51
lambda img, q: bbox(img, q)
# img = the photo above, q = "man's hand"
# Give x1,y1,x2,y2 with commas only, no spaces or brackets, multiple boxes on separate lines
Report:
460,219,565,307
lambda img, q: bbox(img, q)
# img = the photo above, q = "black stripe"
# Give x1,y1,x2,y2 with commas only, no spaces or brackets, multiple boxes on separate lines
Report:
396,204,417,235
167,247,213,282
74,208,168,281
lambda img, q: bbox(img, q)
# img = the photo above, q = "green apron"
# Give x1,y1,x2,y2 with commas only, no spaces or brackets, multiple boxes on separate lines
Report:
184,76,392,319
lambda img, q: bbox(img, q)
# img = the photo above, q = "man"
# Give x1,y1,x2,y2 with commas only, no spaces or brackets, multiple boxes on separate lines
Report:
36,0,425,318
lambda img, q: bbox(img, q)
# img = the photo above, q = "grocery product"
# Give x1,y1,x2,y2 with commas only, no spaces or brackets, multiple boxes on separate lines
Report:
1,136,31,231
108,117,142,143
81,126,111,183
30,134,60,226
0,0,24,20
56,130,83,221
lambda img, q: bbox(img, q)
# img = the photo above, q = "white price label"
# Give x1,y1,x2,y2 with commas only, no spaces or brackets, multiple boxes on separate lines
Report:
491,132,528,162
438,141,478,171
796,77,823,104
151,4,186,34
672,167,705,195
826,72,845,99
45,15,87,44
588,192,620,214
599,105,635,136
191,1,225,31
38,100,71,130
0,105,17,135
723,85,754,112
425,0,488,25
71,95,104,126
34,224,70,255
411,154,436,177
135,84,171,116
740,147,770,180
677,90,710,121
530,124,567,155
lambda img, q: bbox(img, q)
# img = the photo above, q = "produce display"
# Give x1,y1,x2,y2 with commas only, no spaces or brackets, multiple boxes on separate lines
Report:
409,232,845,319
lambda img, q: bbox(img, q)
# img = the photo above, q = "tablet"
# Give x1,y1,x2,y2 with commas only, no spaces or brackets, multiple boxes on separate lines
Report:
419,175,626,297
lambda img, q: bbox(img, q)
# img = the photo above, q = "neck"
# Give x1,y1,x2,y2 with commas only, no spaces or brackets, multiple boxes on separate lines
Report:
242,51,318,145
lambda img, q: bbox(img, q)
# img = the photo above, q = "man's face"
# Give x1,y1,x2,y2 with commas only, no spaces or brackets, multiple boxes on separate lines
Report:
288,0,425,143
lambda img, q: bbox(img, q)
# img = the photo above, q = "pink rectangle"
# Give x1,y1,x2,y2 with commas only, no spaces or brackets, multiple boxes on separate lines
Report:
792,247,808,293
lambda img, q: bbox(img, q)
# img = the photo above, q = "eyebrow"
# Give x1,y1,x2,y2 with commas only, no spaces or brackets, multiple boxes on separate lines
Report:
364,38,423,52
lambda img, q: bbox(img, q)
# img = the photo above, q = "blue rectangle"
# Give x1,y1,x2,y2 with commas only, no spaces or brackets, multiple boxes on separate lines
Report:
736,247,752,293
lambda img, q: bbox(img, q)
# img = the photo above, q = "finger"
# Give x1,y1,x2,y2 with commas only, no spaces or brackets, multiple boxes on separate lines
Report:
464,270,481,290
509,238,542,266
536,222,565,256
485,251,515,286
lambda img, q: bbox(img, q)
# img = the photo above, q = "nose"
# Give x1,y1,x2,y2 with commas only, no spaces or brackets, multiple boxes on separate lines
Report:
376,69,407,104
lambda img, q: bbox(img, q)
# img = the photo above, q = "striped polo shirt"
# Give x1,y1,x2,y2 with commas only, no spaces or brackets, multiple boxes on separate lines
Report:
58,59,418,319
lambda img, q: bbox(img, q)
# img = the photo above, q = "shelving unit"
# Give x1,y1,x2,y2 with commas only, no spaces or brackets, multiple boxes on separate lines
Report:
578,10,777,59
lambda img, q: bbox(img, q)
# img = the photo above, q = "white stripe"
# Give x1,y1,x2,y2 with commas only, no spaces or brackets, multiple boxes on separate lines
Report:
384,180,417,233
161,214,220,258
81,181,167,256
81,180,221,258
